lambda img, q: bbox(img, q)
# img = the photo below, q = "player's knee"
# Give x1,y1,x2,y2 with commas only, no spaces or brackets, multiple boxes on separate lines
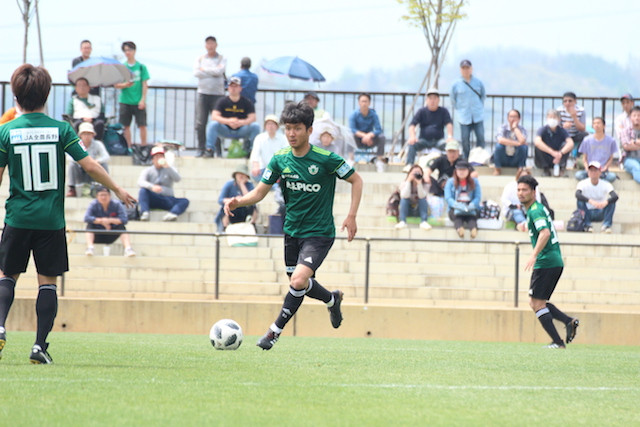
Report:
289,273,308,291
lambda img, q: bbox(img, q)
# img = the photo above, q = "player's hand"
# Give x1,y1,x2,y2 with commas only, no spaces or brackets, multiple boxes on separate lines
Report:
524,255,536,271
224,196,240,217
341,215,357,242
114,188,136,208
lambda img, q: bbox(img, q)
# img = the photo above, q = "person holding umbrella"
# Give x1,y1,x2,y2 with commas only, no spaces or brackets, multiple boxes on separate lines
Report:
69,40,100,96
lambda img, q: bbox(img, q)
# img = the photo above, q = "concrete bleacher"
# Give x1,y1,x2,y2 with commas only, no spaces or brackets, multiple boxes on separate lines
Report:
4,154,640,345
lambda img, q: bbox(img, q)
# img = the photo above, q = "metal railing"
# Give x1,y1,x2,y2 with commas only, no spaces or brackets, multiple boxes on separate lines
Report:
63,228,640,308
1,82,624,154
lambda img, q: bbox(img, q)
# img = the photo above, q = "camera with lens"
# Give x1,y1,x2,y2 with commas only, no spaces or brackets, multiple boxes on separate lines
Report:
414,173,423,180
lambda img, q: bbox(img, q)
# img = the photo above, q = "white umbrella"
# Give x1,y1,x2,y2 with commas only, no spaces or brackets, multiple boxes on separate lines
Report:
67,56,132,87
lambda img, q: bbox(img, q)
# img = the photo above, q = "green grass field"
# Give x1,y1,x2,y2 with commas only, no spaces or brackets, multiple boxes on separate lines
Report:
1,331,639,426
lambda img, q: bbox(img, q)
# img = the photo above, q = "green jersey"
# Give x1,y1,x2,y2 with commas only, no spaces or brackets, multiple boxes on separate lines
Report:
526,201,563,269
0,113,88,230
262,145,354,238
119,61,150,105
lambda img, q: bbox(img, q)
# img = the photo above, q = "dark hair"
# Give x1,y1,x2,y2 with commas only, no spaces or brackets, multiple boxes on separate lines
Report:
593,116,605,125
517,174,538,190
80,39,91,47
453,166,475,191
240,57,251,69
75,77,90,86
508,109,521,119
95,185,110,195
358,93,371,101
562,91,577,100
121,41,136,51
11,64,51,112
205,36,217,43
630,106,640,114
280,101,314,130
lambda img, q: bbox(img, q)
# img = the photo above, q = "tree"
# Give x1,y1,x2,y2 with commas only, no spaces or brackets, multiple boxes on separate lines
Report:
17,0,44,65
389,0,466,159
398,0,466,89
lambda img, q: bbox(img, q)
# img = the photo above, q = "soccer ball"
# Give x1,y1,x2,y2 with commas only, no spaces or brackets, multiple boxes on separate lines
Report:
209,319,243,350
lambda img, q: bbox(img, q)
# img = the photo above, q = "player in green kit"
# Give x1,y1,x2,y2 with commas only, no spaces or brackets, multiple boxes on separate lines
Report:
517,175,579,348
0,64,135,364
224,101,363,350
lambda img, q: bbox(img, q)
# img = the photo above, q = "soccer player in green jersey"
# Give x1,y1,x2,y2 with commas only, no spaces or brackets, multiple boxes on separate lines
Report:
0,64,135,364
517,175,579,348
224,102,363,350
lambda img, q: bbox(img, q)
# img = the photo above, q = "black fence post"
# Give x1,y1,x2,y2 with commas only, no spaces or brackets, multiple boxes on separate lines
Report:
514,242,520,307
215,234,220,300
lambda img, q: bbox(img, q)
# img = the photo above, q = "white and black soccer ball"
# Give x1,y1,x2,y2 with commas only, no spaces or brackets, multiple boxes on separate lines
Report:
209,319,243,350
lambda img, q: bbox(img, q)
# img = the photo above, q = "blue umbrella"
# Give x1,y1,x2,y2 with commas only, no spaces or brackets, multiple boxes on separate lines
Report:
68,56,133,87
261,56,325,82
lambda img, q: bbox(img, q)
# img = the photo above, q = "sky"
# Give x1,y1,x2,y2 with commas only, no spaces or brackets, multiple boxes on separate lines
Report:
0,0,638,88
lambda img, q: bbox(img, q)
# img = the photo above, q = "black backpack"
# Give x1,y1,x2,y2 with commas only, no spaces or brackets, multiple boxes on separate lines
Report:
566,209,586,232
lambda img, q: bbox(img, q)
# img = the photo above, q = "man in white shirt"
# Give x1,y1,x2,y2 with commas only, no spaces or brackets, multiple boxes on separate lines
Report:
249,115,288,181
575,161,618,233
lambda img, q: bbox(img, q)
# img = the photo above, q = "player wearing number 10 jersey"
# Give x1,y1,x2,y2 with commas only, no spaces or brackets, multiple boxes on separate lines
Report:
0,64,135,364
517,174,579,349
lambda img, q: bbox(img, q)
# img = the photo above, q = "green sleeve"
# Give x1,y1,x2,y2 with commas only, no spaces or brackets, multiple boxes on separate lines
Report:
62,122,88,162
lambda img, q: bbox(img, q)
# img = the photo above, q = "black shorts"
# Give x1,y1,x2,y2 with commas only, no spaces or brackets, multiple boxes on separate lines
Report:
0,225,69,277
86,223,126,244
119,103,147,127
284,235,334,277
529,266,563,300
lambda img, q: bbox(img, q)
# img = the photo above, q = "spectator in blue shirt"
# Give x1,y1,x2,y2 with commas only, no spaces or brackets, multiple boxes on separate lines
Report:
84,186,135,257
232,57,259,104
450,59,486,160
349,93,386,172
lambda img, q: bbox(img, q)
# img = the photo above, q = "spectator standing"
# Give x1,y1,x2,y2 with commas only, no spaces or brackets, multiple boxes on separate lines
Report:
493,109,528,175
614,94,634,143
405,87,453,166
575,161,618,233
395,165,432,231
215,165,257,232
206,77,260,157
137,146,189,221
575,117,618,182
232,57,258,104
66,123,110,197
517,174,579,349
349,93,386,173
450,59,486,160
534,109,574,176
114,41,150,147
620,106,640,184
444,160,481,239
250,114,288,181
84,186,135,257
0,64,135,364
65,77,105,140
70,40,100,96
193,36,226,157
557,91,588,151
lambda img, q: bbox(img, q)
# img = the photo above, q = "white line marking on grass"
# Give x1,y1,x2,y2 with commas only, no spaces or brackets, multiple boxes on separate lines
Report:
336,384,638,391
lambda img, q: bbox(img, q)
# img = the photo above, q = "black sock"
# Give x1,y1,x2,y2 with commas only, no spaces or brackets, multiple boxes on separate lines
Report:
546,302,572,324
536,307,563,345
305,278,332,303
274,286,305,330
35,284,58,348
0,277,16,327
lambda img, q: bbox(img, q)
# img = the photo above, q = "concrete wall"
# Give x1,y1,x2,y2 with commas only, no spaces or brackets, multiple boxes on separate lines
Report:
7,297,639,346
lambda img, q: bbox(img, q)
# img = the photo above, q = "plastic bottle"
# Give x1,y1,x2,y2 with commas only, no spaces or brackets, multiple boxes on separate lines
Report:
553,164,560,177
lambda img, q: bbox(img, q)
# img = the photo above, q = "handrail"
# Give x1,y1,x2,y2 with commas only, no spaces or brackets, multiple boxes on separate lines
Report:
64,227,640,307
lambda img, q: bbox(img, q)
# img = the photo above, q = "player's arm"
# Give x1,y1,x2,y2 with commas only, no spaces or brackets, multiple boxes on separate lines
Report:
77,156,136,207
340,171,363,242
224,181,271,216
0,166,4,186
525,227,550,271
